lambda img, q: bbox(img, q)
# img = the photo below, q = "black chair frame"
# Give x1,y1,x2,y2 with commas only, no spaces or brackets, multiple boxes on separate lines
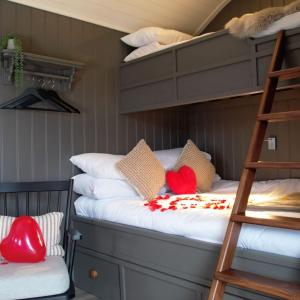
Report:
0,179,81,300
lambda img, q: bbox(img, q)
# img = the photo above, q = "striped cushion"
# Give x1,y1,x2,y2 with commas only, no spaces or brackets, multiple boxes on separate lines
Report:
0,212,64,257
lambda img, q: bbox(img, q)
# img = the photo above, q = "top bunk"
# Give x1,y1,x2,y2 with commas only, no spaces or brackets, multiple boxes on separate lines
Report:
119,27,300,113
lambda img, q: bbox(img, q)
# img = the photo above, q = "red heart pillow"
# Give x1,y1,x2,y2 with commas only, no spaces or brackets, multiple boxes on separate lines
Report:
0,216,46,263
166,165,197,194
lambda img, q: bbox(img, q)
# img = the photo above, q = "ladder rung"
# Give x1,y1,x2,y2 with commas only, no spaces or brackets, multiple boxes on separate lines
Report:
257,111,300,122
245,162,300,169
269,66,300,80
215,269,300,299
231,213,300,230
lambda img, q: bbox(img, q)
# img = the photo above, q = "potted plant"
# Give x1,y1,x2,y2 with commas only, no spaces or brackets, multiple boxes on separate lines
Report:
0,33,24,87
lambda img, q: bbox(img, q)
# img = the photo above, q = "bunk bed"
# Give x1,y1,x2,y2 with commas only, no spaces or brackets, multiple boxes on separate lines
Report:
73,27,300,300
119,27,300,113
73,179,300,300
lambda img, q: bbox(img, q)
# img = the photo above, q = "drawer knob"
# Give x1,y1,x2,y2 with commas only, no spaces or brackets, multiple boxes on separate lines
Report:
89,269,98,280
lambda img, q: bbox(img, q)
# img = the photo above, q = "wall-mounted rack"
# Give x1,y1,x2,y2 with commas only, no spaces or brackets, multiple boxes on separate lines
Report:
1,49,85,90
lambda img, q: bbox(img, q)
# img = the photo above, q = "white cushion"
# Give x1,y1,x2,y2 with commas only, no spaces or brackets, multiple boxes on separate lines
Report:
73,173,138,199
70,148,216,181
70,153,126,180
121,27,193,47
0,213,64,257
154,148,183,170
124,41,169,62
0,256,69,299
154,147,222,183
253,11,300,38
154,147,212,170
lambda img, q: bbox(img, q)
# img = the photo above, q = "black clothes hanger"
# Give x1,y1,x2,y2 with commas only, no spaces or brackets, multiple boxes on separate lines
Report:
0,88,80,113
45,90,80,113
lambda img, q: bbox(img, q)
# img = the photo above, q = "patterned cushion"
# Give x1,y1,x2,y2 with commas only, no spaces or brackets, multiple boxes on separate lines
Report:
117,139,165,200
175,140,216,192
0,212,64,257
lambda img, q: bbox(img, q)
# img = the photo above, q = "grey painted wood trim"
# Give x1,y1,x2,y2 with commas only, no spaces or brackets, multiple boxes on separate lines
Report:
119,27,300,113
73,215,299,299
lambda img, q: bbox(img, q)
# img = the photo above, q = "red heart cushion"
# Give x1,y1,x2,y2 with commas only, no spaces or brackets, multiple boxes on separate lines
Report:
166,165,197,194
0,216,46,263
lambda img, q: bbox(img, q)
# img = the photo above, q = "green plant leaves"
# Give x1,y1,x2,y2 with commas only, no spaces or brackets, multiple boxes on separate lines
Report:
0,33,24,87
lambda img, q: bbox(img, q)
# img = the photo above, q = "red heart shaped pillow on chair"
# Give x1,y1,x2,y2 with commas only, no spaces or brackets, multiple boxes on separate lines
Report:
166,165,197,194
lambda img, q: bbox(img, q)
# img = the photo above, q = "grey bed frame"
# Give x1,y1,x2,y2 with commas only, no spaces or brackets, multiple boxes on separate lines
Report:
119,27,300,114
73,215,300,300
74,26,300,299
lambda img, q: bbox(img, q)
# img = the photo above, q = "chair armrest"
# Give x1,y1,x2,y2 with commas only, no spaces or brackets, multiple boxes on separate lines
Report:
66,228,82,274
68,228,82,241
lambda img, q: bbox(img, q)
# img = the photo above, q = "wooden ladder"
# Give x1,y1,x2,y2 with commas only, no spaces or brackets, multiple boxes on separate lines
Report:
208,30,300,300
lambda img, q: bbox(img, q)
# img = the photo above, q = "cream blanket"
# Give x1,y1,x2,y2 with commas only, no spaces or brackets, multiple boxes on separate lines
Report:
225,0,300,38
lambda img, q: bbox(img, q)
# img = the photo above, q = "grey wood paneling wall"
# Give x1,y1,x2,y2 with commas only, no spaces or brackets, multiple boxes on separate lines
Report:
0,0,188,182
204,0,296,33
192,0,300,180
1,0,299,183
187,89,300,180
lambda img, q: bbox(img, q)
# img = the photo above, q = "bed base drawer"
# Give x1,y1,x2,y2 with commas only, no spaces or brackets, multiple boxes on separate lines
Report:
74,250,121,300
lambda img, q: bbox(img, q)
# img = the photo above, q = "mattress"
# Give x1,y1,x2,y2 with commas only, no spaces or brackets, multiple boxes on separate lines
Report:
75,179,300,258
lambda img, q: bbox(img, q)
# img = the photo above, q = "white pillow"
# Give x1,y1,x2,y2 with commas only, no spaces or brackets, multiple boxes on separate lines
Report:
154,147,211,170
0,212,64,257
73,173,138,199
70,150,187,178
124,41,169,62
70,153,125,180
154,148,183,170
70,148,217,180
253,11,300,38
121,27,193,47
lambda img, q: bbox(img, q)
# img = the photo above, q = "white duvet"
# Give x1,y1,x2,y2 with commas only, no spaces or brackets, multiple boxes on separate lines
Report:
75,179,300,258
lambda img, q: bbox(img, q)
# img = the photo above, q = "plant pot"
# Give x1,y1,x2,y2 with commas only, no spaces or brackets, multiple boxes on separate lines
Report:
7,38,15,50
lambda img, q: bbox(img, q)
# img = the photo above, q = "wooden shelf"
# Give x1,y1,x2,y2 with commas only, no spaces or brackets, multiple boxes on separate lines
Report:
2,49,84,68
1,49,84,90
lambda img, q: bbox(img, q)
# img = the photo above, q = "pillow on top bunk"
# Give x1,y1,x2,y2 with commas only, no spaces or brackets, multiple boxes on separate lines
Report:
0,212,64,257
175,140,216,192
124,41,169,62
121,27,193,47
116,139,165,200
73,173,139,199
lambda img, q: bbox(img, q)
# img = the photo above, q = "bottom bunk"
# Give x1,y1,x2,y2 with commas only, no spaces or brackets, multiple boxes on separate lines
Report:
73,216,300,300
73,179,300,300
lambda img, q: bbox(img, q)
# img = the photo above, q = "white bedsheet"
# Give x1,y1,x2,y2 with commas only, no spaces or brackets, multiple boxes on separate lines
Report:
75,179,300,258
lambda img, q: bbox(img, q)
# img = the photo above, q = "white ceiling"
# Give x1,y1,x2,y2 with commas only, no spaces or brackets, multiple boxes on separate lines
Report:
9,0,230,35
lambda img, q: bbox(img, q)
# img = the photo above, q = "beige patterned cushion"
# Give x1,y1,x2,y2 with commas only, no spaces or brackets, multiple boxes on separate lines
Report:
117,139,165,200
175,140,215,192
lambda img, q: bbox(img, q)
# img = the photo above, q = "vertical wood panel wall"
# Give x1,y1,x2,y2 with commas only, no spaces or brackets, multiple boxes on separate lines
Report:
0,0,187,182
187,90,300,180
195,0,300,180
1,0,299,183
